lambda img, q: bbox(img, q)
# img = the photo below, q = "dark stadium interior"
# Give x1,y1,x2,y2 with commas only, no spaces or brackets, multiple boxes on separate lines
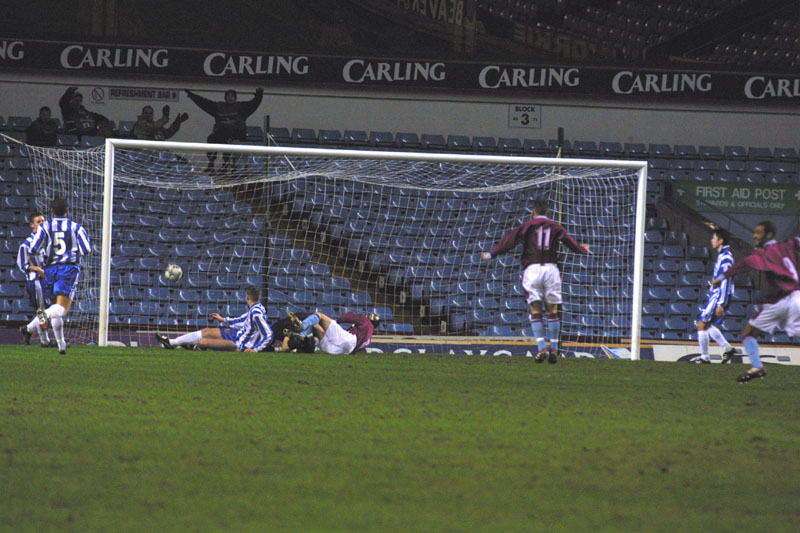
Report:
4,0,800,69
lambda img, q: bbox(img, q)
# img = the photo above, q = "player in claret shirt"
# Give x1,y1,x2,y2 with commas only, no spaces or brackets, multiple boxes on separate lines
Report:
288,310,379,355
482,198,589,363
712,230,800,383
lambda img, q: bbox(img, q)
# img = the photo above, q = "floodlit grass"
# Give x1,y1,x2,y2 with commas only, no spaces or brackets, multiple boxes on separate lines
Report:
1,345,799,532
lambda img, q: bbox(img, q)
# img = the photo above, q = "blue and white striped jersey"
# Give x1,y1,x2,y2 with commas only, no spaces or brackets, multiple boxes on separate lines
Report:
708,244,734,307
17,231,48,282
226,302,273,351
28,217,92,266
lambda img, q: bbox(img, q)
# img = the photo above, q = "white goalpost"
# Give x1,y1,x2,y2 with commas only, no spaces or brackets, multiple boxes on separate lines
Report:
25,138,648,359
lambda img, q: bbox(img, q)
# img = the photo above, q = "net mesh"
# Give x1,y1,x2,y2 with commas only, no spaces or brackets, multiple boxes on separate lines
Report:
26,142,643,353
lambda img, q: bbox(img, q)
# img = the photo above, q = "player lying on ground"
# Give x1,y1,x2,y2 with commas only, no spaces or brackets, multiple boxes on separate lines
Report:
24,196,92,355
482,198,589,363
17,210,55,348
267,312,316,352
712,230,800,383
288,311,380,354
156,286,273,352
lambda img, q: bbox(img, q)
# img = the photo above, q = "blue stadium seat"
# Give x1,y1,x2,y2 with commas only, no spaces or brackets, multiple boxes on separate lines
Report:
648,143,673,158
522,138,548,155
381,323,414,334
343,130,369,146
573,140,599,157
481,325,514,336
472,136,497,152
667,302,693,316
599,141,624,158
724,145,746,160
645,287,671,301
291,128,317,144
446,135,471,151
674,144,698,159
699,145,723,159
773,147,798,161
419,133,445,150
395,132,421,149
686,246,709,260
268,127,291,144
652,272,676,286
682,260,706,273
624,143,648,158
674,287,699,301
369,131,395,147
642,302,665,315
659,245,684,258
498,137,522,153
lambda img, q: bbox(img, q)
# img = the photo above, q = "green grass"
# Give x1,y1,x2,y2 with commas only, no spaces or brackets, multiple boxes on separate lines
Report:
2,346,799,532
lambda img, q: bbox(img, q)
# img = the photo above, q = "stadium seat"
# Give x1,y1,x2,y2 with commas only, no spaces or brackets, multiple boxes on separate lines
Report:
344,130,369,146
420,134,446,150
648,143,673,158
6,116,32,131
723,145,746,160
773,147,798,161
369,131,395,147
522,138,548,155
747,146,772,160
472,136,498,152
674,144,698,159
682,260,706,273
395,132,421,149
698,145,723,159
667,302,693,316
446,135,471,151
481,325,514,336
316,129,342,145
674,287,699,301
645,287,671,301
659,245,684,258
291,128,317,144
624,143,648,158
267,127,291,144
498,137,522,153
573,140,599,157
599,141,624,158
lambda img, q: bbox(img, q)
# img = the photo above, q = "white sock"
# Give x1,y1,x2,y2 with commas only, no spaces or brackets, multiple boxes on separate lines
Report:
698,330,710,357
27,316,40,332
174,330,202,346
46,304,66,319
34,321,50,343
707,325,728,348
52,317,66,351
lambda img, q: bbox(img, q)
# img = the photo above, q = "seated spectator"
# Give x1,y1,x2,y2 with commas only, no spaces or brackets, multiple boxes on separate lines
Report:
25,106,59,147
58,86,109,138
133,105,189,141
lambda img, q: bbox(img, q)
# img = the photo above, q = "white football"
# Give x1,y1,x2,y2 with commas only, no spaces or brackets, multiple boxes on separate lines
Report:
164,263,183,282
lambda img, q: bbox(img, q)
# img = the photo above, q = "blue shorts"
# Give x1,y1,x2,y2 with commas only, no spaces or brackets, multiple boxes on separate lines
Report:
44,264,81,301
220,328,238,342
26,279,50,310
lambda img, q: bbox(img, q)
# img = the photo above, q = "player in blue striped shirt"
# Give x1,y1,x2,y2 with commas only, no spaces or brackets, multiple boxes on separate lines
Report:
695,228,739,364
17,211,55,348
23,197,92,355
155,286,273,352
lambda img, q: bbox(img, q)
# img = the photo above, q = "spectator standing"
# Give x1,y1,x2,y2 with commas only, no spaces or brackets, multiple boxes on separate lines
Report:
185,88,263,171
58,86,109,139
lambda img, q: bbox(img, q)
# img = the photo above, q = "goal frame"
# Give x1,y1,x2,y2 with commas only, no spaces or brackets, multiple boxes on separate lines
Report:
99,138,649,358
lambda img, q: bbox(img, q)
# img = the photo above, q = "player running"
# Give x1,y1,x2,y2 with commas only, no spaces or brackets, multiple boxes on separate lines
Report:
156,286,272,352
17,210,55,348
711,231,800,382
695,228,739,364
288,311,380,354
24,197,92,355
482,198,589,363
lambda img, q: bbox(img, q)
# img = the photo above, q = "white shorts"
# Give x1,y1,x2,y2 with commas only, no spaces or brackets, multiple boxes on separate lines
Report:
748,291,800,337
318,320,357,355
521,263,562,305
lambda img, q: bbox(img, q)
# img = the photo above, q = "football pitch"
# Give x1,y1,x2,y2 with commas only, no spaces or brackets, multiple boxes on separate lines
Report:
2,346,798,532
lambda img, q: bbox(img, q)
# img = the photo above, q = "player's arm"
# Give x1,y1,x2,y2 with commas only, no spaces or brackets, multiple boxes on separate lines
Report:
240,88,264,118
711,250,765,287
77,225,92,254
559,227,590,254
482,225,523,260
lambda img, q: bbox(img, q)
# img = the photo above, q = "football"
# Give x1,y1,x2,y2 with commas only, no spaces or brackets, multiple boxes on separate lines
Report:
164,263,183,282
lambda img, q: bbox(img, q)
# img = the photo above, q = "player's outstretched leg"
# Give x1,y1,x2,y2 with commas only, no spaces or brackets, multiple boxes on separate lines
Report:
737,367,766,383
155,333,174,350
288,312,304,332
19,325,32,345
721,346,741,364
36,308,50,330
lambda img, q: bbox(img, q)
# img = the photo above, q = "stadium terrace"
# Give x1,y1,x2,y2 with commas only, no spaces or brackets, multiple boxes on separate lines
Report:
202,53,309,77
612,71,712,94
60,45,168,69
342,60,446,83
478,66,580,89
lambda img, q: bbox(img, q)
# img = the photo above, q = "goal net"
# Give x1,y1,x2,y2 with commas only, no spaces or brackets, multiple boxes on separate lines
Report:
25,139,647,357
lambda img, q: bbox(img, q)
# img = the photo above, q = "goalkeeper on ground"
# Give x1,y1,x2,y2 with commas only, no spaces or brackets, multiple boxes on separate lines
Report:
482,198,589,362
156,286,272,352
